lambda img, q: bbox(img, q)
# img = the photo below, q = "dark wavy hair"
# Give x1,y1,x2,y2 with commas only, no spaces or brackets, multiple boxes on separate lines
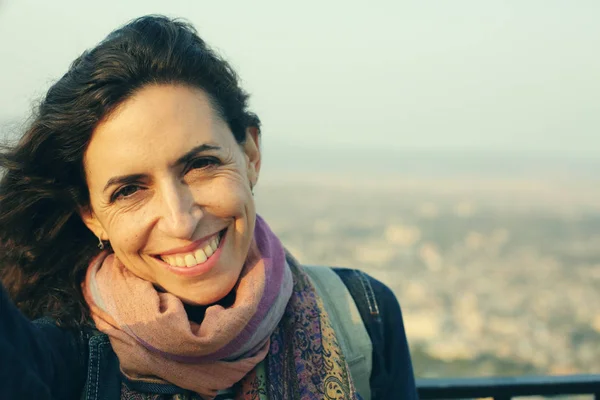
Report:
0,15,260,327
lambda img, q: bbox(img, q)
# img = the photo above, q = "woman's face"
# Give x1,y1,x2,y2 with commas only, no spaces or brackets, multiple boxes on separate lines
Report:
82,84,261,305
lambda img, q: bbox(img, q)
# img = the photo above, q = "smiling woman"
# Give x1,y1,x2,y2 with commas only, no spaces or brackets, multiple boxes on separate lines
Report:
0,15,416,400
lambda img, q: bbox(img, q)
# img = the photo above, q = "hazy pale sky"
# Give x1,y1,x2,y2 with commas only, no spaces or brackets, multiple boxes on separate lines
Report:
0,0,598,156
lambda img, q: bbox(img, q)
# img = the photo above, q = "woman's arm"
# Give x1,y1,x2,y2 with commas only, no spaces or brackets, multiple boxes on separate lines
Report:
0,283,86,400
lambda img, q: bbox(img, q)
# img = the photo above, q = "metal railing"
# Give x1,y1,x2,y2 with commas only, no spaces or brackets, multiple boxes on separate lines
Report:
417,374,600,399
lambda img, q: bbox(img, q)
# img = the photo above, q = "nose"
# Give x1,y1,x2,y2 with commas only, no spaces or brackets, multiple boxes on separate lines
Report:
156,179,202,239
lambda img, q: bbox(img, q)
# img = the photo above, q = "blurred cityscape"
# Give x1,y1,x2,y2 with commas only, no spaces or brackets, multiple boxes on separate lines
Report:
256,172,600,379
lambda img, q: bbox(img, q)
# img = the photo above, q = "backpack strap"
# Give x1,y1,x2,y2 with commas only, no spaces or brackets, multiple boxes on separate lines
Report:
303,265,373,400
334,268,419,400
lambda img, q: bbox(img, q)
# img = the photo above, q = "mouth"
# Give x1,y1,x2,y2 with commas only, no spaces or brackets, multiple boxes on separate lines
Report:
154,228,227,276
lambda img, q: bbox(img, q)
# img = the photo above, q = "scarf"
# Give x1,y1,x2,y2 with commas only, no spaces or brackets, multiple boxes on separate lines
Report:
83,215,358,400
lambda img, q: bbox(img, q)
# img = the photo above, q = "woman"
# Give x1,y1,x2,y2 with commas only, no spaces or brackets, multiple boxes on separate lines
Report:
0,15,417,400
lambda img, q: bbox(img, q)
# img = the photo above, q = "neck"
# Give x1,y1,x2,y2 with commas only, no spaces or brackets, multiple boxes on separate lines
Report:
183,288,237,323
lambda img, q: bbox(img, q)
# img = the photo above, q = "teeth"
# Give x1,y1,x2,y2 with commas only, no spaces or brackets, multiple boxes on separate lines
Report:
184,254,196,267
194,249,207,264
160,232,222,268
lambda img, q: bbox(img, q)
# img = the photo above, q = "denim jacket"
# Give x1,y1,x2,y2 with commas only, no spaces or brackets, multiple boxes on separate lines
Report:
0,267,417,400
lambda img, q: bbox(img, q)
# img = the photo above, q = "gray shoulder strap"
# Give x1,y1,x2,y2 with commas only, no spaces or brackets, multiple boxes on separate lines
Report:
304,265,373,400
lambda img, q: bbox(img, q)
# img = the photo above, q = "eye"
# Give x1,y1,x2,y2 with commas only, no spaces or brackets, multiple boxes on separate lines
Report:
185,156,220,173
111,185,141,202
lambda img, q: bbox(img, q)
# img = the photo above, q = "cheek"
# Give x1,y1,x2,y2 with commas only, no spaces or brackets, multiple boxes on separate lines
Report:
109,226,155,279
106,213,151,254
200,177,253,217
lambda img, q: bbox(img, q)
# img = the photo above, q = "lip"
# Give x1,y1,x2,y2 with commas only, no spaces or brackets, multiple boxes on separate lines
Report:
158,229,225,256
156,228,227,277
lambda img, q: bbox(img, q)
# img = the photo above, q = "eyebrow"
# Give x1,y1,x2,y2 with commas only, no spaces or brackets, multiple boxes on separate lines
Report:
175,143,221,168
102,143,222,194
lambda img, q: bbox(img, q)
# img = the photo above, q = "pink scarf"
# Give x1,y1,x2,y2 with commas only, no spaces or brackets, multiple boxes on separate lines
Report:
82,215,293,399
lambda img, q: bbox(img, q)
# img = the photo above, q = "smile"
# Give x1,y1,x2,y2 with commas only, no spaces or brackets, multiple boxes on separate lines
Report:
157,229,227,272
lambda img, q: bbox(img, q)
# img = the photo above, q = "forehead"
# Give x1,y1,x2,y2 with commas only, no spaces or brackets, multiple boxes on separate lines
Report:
84,84,233,177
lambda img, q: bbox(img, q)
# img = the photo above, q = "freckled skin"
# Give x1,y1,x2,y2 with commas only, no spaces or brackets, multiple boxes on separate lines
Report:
81,84,261,305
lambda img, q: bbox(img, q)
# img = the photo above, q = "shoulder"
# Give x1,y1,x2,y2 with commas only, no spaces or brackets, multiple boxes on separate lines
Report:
33,317,124,400
33,316,98,342
322,267,419,400
300,265,403,332
32,317,92,363
331,267,402,320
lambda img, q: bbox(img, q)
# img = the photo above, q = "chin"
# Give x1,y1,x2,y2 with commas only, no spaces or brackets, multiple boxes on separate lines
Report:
172,267,243,306
183,284,235,306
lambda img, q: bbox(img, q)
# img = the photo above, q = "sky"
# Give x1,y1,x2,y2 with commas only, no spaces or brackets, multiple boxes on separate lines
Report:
0,0,598,160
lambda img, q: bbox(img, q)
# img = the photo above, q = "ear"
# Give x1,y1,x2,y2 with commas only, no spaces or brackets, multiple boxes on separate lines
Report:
243,126,261,187
79,206,108,241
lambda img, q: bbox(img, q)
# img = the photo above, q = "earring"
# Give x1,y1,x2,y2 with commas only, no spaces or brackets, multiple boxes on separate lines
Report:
97,238,104,250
